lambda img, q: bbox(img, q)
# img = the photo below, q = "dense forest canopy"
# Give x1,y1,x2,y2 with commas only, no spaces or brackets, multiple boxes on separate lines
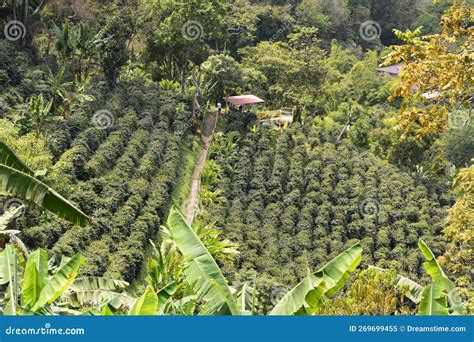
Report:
0,0,472,316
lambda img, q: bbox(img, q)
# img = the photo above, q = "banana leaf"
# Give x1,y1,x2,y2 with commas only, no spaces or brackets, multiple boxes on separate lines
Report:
167,206,239,315
66,276,129,307
129,287,158,315
1,244,19,315
270,243,362,315
0,164,90,227
101,305,115,316
22,249,48,307
418,239,466,315
31,253,83,311
369,266,424,303
0,140,34,176
418,282,449,315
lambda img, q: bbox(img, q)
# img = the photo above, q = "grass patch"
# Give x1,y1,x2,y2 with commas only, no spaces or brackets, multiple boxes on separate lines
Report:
170,136,201,212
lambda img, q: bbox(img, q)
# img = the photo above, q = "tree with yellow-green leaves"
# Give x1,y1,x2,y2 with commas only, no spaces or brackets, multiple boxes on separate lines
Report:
440,162,474,313
385,0,473,139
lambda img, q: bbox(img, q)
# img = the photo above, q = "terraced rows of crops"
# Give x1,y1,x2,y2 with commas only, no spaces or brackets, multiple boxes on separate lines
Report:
207,114,449,290
23,82,192,282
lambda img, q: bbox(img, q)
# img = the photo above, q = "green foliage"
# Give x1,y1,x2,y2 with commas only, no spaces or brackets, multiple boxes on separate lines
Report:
440,163,474,312
206,122,448,290
200,55,246,103
129,287,159,315
270,243,362,315
418,239,467,315
240,30,325,109
0,139,90,227
167,206,239,315
0,243,131,315
319,268,415,315
0,0,469,318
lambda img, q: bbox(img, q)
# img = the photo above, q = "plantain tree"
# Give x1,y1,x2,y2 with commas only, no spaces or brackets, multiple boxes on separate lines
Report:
165,206,362,316
0,244,132,315
0,140,90,227
269,242,362,315
373,239,467,315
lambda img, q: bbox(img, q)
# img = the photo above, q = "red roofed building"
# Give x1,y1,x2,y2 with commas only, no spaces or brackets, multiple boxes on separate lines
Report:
225,95,265,106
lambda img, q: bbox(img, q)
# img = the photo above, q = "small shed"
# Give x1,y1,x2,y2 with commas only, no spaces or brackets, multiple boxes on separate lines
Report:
377,63,403,77
225,95,265,112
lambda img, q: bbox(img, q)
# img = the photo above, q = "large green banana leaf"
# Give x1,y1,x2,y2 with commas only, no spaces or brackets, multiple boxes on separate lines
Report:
418,282,449,315
1,244,19,315
67,276,129,307
0,164,90,227
31,253,83,311
270,243,362,315
167,206,239,315
129,287,158,315
418,239,466,315
22,249,48,307
0,140,34,176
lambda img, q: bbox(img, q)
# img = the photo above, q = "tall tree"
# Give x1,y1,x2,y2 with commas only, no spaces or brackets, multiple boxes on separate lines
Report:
386,1,473,138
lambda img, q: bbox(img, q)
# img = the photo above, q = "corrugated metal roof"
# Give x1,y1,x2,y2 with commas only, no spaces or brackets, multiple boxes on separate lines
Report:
225,95,265,105
377,63,403,75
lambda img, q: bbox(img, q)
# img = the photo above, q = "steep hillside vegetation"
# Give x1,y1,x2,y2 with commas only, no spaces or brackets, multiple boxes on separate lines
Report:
205,114,450,289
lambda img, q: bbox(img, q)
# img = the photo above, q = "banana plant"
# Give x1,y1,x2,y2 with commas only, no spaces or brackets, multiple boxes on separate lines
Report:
166,206,362,316
0,244,131,315
0,245,82,315
64,276,130,309
269,243,362,315
0,140,90,227
369,266,424,304
0,206,29,259
128,287,159,315
167,207,239,315
417,239,467,315
371,240,467,315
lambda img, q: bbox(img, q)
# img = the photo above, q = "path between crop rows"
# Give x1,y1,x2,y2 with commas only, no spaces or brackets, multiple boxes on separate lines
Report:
185,112,218,225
